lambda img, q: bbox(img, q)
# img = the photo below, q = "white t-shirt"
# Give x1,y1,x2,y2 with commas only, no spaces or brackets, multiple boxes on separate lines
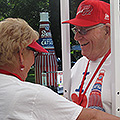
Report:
70,55,112,114
0,73,82,120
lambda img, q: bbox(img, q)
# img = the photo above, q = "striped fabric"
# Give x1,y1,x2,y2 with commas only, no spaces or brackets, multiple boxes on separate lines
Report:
35,50,58,87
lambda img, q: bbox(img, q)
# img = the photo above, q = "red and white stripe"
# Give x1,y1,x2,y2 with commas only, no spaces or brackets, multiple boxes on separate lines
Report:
35,50,58,87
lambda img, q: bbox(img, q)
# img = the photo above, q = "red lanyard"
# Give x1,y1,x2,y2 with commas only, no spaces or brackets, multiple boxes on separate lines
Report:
78,49,111,105
0,69,24,81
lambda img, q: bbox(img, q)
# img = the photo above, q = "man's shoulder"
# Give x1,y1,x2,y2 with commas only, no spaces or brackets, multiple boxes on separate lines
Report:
71,56,88,71
75,56,88,65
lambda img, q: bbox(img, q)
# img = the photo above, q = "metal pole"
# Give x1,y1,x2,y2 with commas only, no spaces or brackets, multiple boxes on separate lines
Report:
60,0,71,99
110,0,120,116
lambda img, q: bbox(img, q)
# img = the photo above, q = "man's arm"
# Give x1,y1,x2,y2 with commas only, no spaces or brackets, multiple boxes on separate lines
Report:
77,108,120,120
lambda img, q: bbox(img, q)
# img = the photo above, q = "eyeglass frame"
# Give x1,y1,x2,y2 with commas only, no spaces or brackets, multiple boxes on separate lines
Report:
26,46,39,58
71,24,105,35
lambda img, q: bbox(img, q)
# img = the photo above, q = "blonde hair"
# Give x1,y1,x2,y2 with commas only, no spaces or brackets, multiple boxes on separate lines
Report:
0,18,39,65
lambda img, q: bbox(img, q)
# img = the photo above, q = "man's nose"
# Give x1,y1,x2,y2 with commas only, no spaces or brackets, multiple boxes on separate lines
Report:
74,32,84,41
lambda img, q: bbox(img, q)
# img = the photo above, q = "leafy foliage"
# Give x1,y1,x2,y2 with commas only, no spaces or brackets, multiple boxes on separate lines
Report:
0,0,49,31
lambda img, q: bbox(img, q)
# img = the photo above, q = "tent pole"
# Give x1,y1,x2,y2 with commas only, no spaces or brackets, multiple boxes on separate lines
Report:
60,0,71,99
110,0,120,116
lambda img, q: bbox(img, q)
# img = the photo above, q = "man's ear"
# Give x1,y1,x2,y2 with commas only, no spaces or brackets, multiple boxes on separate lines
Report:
105,23,110,35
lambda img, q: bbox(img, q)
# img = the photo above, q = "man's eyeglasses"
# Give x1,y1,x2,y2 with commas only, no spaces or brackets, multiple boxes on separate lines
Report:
26,46,39,58
71,24,104,35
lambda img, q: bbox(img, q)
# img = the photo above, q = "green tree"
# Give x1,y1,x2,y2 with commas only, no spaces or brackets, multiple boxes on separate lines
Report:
0,0,49,31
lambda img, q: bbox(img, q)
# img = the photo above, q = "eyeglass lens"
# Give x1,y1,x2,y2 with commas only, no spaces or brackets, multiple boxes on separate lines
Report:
34,52,39,58
72,24,104,35
27,46,39,58
72,27,87,35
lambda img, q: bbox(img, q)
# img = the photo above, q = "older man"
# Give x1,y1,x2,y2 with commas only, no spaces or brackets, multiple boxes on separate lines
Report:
63,0,113,115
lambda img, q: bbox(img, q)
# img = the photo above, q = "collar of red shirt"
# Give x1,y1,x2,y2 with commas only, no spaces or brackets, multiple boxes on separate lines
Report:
0,69,24,81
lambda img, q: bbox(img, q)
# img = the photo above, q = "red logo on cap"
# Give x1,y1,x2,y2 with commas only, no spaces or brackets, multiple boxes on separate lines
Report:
77,4,93,16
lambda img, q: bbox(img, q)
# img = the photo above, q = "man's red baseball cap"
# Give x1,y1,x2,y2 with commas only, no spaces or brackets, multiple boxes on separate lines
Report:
28,40,48,53
62,0,110,27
